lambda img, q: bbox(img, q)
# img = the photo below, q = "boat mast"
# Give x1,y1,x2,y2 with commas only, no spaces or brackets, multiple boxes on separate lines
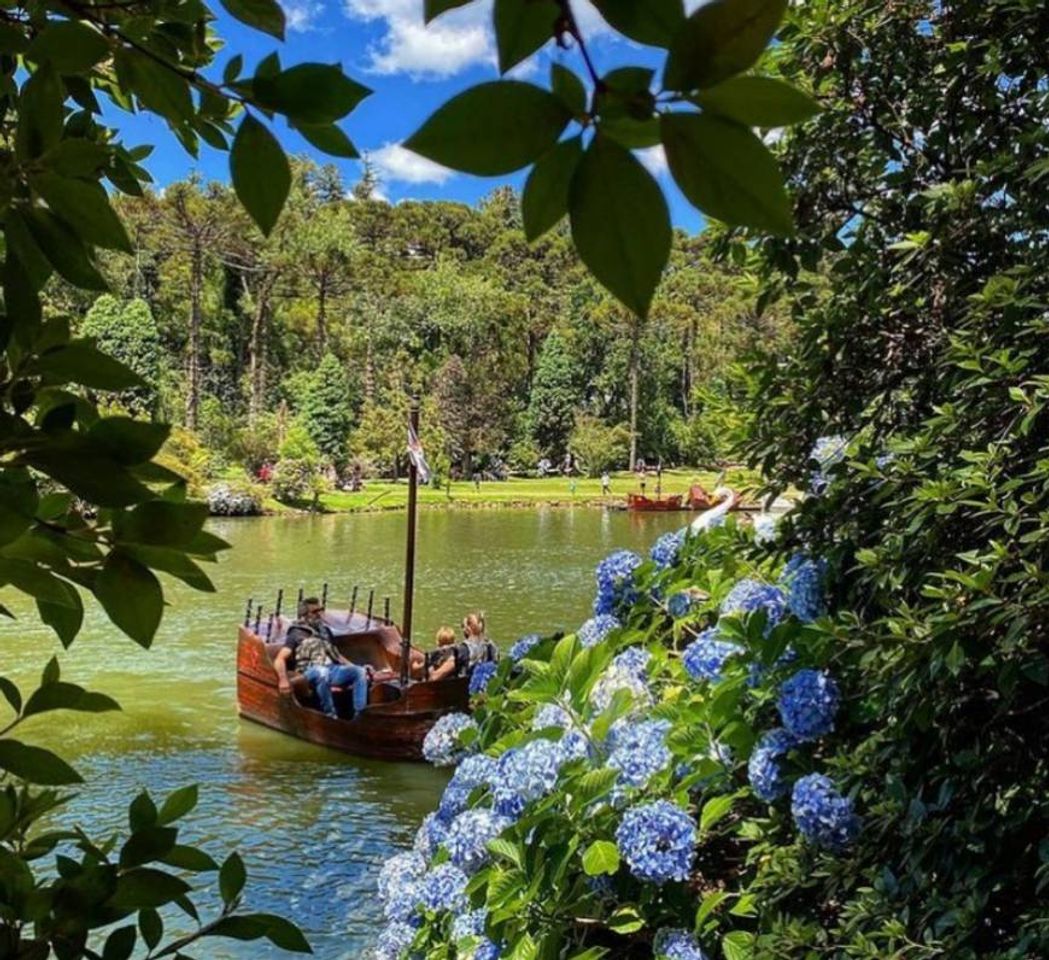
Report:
401,398,420,684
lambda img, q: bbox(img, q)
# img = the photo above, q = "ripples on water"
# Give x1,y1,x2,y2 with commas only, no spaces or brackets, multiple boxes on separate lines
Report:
13,509,685,957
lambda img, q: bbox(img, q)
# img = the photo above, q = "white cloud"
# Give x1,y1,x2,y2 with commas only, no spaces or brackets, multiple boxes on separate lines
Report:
344,0,492,77
342,0,617,79
370,142,455,184
638,144,668,178
282,0,324,31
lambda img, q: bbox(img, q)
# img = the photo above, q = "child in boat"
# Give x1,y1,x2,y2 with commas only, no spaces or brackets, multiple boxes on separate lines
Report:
428,625,459,680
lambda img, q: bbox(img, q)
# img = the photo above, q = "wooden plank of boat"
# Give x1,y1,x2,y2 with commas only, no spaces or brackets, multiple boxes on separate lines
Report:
236,611,469,761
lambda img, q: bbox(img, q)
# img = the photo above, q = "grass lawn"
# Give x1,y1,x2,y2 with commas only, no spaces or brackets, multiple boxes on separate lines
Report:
284,467,762,513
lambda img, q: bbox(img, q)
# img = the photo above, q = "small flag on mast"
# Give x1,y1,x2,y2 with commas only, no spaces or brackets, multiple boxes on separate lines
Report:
407,423,431,484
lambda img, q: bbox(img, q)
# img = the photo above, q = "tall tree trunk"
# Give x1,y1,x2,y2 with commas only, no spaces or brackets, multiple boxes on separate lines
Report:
629,329,639,471
364,333,375,403
185,243,203,430
316,277,328,353
249,296,269,426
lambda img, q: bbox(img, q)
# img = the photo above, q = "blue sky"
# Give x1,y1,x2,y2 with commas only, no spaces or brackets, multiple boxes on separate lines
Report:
111,0,704,231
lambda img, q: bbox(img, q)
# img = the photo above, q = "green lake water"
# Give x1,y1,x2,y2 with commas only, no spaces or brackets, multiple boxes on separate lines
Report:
7,508,685,957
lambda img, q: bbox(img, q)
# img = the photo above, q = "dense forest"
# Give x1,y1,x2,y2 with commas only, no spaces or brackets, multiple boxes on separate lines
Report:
51,161,789,496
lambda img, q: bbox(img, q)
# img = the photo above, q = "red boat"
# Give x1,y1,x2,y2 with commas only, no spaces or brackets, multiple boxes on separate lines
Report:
626,493,686,511
236,610,468,761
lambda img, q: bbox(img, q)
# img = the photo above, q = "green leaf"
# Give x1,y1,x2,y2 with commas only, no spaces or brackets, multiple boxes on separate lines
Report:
27,21,110,73
117,49,194,122
42,656,60,686
661,112,792,234
129,790,158,831
700,793,736,832
692,76,819,127
405,81,570,176
581,839,619,876
16,65,63,161
0,559,79,607
0,739,82,785
600,115,660,149
250,914,312,952
424,0,472,22
219,851,246,905
231,114,291,237
109,868,190,910
721,930,755,960
120,826,178,868
30,174,132,252
607,905,644,934
220,0,285,39
89,418,170,464
494,0,559,73
35,341,142,390
25,208,107,289
124,546,215,593
664,0,787,90
223,54,244,84
38,589,84,647
158,785,199,825
254,65,370,124
102,925,136,960
551,63,587,117
23,681,119,718
45,139,112,178
568,134,670,317
139,908,163,950
20,440,153,508
0,677,22,715
0,472,39,547
160,844,219,872
295,123,359,158
696,889,731,925
522,137,582,242
94,551,164,647
592,0,684,46
115,501,208,549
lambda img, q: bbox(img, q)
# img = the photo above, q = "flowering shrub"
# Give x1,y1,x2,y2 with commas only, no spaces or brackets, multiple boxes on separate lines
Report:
468,661,498,696
373,518,864,958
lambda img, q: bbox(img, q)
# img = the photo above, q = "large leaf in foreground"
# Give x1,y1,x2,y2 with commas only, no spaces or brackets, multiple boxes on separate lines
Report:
231,115,290,236
568,134,670,317
405,81,570,176
662,111,793,235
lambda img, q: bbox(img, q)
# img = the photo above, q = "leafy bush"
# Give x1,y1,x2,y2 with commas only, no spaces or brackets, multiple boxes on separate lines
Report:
80,295,162,417
272,422,330,507
154,426,211,497
288,352,357,470
569,414,631,477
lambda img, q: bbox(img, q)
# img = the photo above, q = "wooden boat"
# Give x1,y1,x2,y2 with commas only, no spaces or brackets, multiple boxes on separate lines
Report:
236,609,469,761
237,401,470,761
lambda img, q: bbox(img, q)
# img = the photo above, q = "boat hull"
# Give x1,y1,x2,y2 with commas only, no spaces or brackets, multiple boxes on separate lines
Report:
236,625,469,761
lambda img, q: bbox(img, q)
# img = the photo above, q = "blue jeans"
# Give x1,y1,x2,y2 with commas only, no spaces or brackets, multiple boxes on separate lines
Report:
304,664,369,716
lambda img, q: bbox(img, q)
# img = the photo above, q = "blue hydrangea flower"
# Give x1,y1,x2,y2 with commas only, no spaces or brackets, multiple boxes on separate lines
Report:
474,940,502,960
452,908,488,940
417,863,469,912
650,529,686,568
508,633,542,661
578,614,621,649
532,703,572,730
810,435,848,493
667,591,693,619
654,928,708,960
752,513,778,545
779,554,827,623
491,738,563,817
778,669,840,741
594,550,642,615
413,812,448,860
747,728,797,802
615,800,696,884
590,663,652,714
875,451,895,470
469,661,499,696
558,728,591,764
791,773,859,850
422,712,477,767
720,579,787,631
612,646,651,678
444,808,512,873
374,921,417,960
682,627,741,682
437,777,474,824
607,719,672,789
377,851,427,905
449,753,497,791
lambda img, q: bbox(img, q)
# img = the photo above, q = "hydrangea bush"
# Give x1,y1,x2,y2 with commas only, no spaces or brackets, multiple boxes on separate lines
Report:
372,512,865,958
